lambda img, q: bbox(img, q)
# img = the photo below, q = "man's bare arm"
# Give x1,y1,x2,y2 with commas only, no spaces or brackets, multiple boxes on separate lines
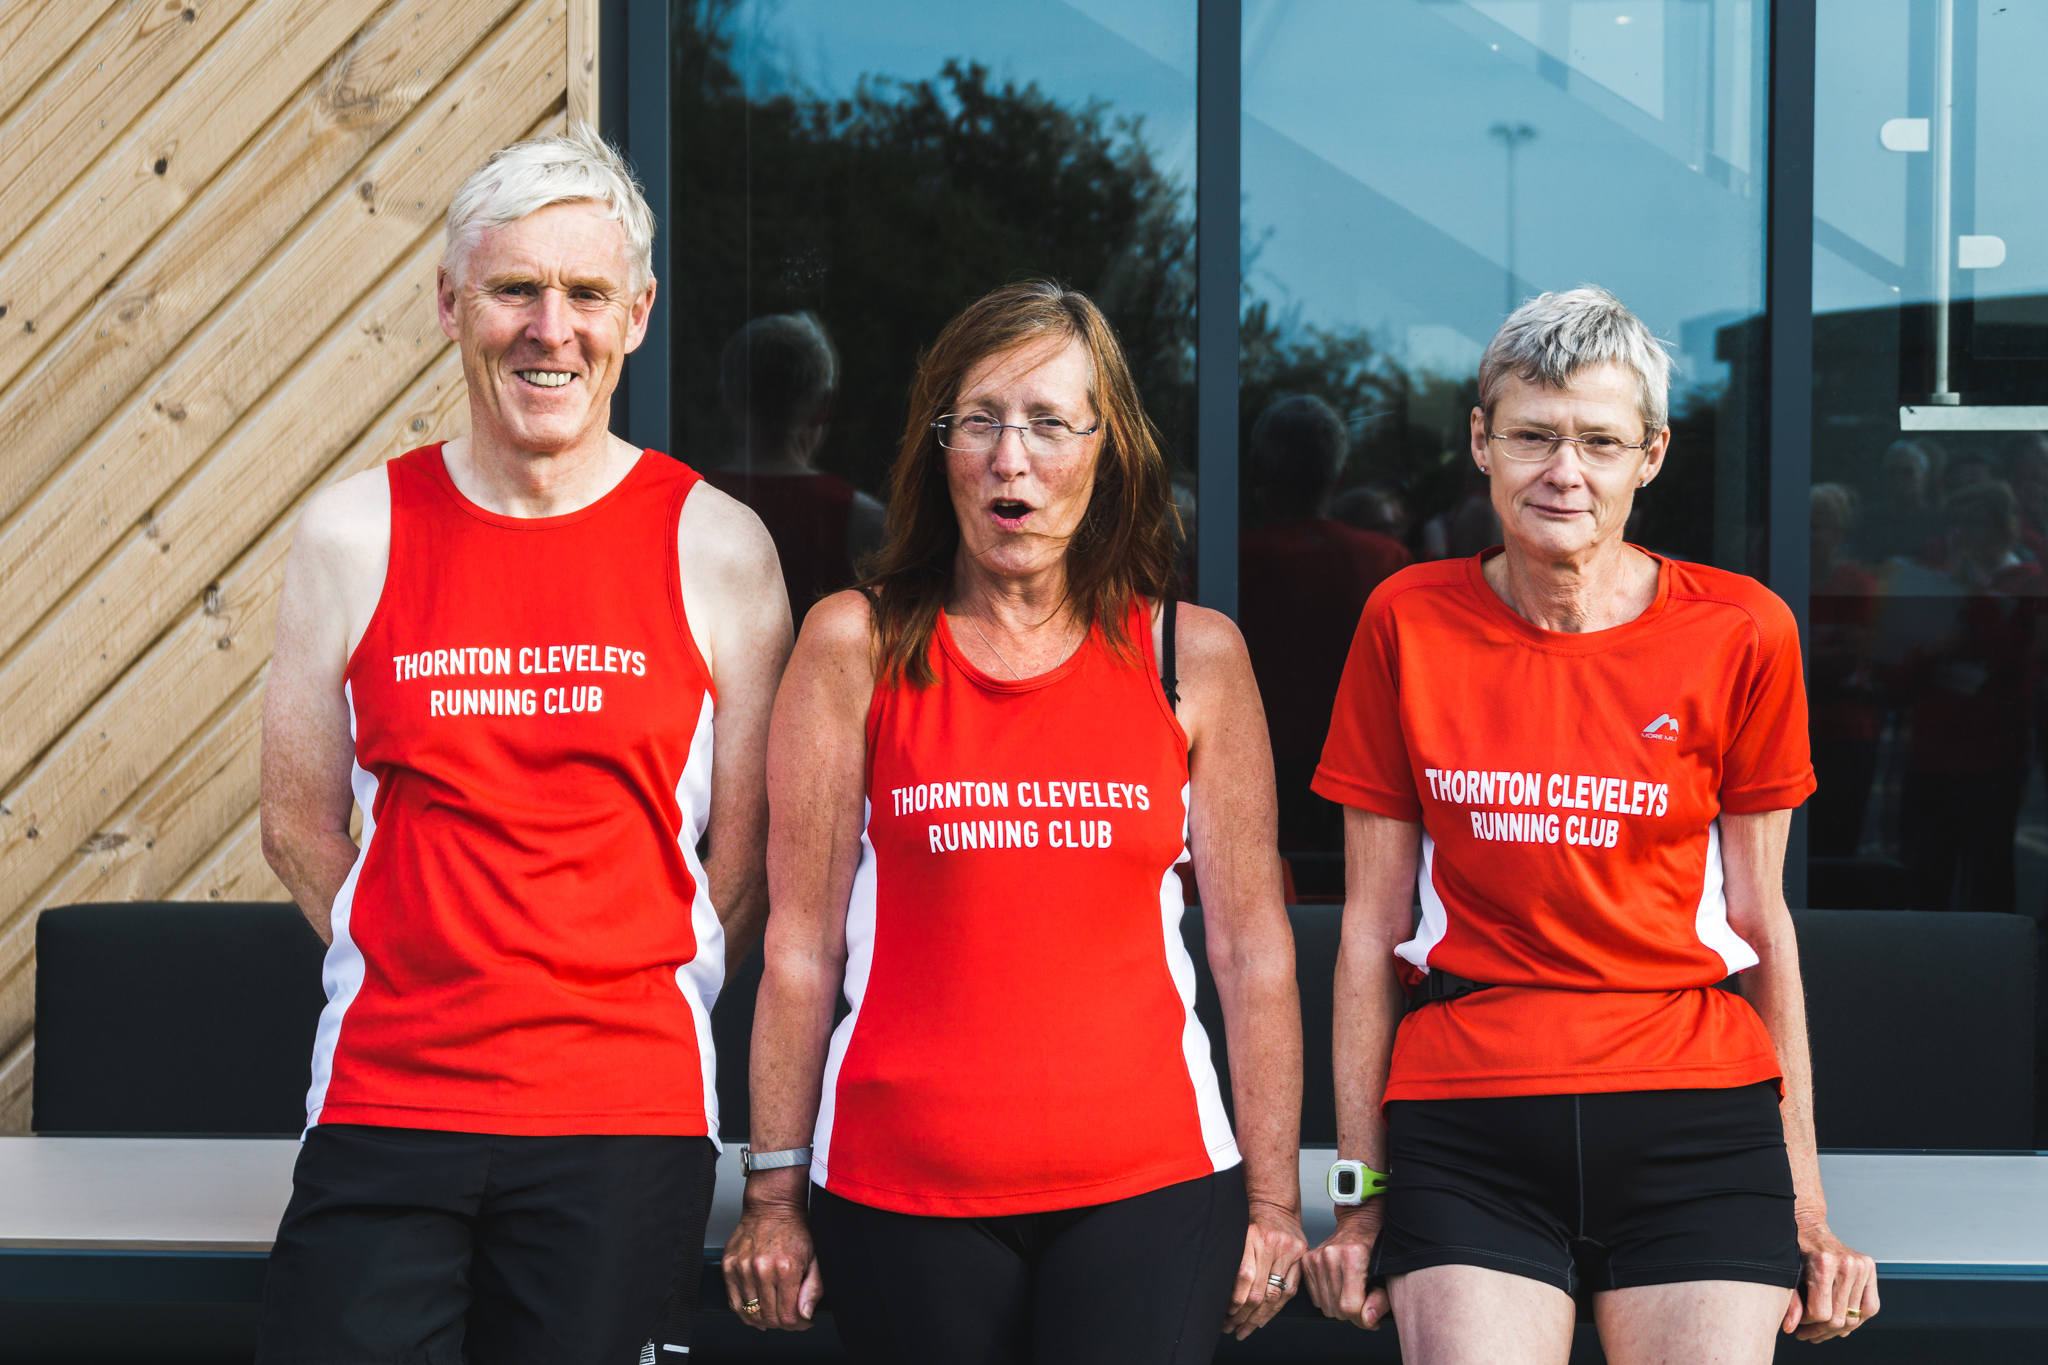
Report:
260,469,391,943
677,482,795,968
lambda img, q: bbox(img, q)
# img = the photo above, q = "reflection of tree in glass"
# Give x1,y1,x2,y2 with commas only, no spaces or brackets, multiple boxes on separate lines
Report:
1237,302,1476,555
672,5,1195,502
1237,304,1722,567
672,4,1728,570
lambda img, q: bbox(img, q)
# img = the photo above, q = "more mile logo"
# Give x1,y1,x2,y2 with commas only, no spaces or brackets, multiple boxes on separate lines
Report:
1641,714,1680,742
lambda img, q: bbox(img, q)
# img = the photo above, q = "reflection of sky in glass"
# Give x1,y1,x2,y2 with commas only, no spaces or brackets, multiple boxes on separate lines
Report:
1814,0,2048,316
728,0,1197,192
1242,0,1765,393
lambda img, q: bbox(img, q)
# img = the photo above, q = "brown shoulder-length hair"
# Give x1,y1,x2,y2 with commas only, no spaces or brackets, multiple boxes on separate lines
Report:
858,280,1181,687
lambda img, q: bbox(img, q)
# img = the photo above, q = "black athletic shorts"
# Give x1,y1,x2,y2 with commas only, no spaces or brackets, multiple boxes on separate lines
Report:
256,1124,717,1365
809,1166,1248,1365
1370,1082,1801,1299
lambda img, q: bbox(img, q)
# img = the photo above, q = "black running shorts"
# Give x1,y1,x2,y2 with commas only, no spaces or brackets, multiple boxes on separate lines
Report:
810,1166,1249,1365
256,1125,717,1365
1369,1082,1801,1298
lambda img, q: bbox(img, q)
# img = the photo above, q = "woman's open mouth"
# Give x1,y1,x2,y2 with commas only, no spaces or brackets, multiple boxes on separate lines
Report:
991,499,1032,527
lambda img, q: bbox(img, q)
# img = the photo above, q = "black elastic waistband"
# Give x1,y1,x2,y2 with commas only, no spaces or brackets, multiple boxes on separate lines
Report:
1404,973,1743,1015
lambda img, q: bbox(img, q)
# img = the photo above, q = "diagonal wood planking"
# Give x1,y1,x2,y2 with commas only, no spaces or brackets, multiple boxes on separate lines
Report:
0,343,473,1094
0,0,579,1130
0,1,119,128
0,0,522,534
167,805,272,904
0,0,265,259
0,0,391,405
0,0,570,784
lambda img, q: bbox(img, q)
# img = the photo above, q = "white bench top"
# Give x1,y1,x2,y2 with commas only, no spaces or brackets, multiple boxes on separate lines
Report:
5,1138,2045,1273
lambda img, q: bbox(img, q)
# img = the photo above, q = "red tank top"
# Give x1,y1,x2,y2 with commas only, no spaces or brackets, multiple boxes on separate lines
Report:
307,445,725,1138
812,603,1240,1216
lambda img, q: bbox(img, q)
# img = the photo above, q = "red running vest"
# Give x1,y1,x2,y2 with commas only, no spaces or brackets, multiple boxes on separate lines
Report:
812,604,1240,1216
307,444,724,1138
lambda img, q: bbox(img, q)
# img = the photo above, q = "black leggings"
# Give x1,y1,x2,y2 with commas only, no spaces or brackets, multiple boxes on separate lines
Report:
809,1167,1248,1365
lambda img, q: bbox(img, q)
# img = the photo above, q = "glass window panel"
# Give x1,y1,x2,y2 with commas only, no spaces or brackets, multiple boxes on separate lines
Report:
672,0,1199,622
1811,0,2048,1149
1239,1,1770,876
1809,5,2048,887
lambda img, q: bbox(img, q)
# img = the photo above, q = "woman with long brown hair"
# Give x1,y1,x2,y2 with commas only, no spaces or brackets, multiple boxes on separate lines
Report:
720,281,1306,1362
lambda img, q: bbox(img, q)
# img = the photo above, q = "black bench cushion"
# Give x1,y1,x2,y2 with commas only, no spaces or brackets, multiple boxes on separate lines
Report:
34,903,328,1135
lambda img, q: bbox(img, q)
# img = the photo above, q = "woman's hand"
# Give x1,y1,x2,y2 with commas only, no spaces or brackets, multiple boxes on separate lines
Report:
1785,1214,1879,1341
721,1182,824,1332
1223,1198,1309,1339
1301,1203,1392,1330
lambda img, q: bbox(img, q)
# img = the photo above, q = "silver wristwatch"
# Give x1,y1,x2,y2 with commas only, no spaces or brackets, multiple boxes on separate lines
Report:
739,1145,813,1175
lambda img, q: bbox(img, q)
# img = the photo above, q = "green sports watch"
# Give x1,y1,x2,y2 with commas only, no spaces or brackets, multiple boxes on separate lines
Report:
1327,1159,1390,1205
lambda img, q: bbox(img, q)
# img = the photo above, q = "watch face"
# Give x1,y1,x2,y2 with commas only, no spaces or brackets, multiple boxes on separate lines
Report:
1335,1168,1358,1197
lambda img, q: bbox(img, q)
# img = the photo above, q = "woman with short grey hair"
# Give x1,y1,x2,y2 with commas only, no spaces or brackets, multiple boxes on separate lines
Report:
1298,287,1878,1363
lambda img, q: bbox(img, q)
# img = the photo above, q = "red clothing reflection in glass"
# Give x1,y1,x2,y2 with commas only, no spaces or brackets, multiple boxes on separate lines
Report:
1240,516,1409,850
1888,479,2048,912
703,469,862,619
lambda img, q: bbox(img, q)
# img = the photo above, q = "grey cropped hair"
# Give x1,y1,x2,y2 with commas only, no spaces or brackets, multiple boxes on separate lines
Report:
1477,286,1673,434
443,123,655,289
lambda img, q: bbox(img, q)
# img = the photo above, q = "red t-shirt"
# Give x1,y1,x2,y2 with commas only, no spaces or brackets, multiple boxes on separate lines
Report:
1312,549,1815,1102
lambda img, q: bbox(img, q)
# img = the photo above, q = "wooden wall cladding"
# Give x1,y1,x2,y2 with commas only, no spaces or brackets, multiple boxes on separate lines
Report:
0,0,591,1128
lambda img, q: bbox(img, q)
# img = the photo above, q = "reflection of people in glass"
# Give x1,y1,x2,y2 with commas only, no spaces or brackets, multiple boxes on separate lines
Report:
1301,287,1876,1352
1808,484,1880,856
705,314,886,618
1891,480,2046,913
1419,463,1503,560
1331,480,1412,546
724,282,1308,1357
1239,396,1409,852
1856,439,1944,565
2001,433,2048,563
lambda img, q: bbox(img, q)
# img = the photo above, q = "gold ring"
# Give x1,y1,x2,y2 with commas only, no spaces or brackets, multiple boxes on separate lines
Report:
743,1298,762,1315
1845,1310,1861,1318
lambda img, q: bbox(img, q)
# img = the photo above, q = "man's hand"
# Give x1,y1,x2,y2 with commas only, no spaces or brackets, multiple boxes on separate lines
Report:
1223,1198,1309,1339
1301,1203,1392,1330
1786,1214,1878,1341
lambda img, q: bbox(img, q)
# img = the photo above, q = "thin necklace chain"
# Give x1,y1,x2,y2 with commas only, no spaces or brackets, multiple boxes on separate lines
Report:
963,601,1081,681
968,614,1022,680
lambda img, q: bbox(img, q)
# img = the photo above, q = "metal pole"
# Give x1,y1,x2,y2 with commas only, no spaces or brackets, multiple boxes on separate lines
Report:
1767,0,1817,907
1490,123,1536,315
1930,0,1958,403
625,0,672,452
1196,0,1242,619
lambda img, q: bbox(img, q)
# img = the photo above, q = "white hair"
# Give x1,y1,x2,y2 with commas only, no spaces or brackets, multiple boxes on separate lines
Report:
1477,286,1673,433
443,123,654,289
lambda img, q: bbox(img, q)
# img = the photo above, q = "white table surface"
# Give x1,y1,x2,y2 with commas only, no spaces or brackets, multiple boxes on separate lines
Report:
7,1137,2047,1271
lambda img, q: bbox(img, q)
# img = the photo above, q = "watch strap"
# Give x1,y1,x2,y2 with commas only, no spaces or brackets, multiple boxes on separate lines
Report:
740,1145,813,1175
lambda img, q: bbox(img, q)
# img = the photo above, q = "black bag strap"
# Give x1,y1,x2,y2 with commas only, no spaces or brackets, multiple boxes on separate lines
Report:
1160,596,1181,711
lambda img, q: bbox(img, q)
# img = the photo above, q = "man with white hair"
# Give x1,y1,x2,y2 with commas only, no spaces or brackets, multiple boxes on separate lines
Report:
256,126,791,1362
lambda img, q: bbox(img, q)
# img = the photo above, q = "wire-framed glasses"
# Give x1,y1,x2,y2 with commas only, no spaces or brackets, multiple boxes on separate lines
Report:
1488,428,1652,467
932,414,1102,454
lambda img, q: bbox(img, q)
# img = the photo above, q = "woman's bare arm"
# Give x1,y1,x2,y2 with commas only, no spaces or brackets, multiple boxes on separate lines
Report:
721,590,874,1331
1169,603,1308,1338
1299,807,1418,1330
1721,808,1879,1341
